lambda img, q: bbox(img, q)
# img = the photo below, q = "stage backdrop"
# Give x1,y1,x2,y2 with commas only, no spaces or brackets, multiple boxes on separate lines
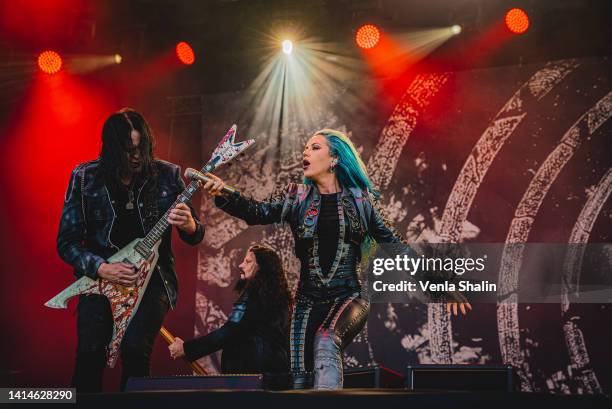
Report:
186,56,612,394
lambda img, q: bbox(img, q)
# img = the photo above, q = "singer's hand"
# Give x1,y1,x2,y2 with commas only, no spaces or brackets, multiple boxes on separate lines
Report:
168,337,185,359
202,173,226,196
445,291,472,316
446,302,472,316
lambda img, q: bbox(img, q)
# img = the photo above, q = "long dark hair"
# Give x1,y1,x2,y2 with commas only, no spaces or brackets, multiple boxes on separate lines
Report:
243,245,292,323
99,108,156,182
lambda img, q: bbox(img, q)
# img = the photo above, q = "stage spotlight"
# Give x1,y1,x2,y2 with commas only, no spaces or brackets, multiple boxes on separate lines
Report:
114,54,122,64
38,50,62,74
282,40,293,55
505,8,529,34
451,25,462,35
355,24,380,49
176,41,195,65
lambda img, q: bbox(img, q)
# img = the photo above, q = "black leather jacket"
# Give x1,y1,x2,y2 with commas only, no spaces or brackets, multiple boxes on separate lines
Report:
183,287,289,373
215,183,411,301
56,159,205,309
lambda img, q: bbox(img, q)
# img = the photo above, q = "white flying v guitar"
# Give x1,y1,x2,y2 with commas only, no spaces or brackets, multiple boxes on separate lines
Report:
45,125,254,367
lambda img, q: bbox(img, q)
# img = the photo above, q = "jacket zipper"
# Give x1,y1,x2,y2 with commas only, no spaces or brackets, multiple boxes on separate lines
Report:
104,186,120,251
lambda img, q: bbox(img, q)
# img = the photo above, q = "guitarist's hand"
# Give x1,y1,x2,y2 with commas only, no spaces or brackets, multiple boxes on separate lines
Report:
168,203,196,234
97,262,138,286
168,337,185,359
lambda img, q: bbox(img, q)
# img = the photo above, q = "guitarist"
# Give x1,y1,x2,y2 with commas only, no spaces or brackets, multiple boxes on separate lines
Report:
56,108,205,392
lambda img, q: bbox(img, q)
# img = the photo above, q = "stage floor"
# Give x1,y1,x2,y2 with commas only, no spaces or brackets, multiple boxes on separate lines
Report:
49,388,611,409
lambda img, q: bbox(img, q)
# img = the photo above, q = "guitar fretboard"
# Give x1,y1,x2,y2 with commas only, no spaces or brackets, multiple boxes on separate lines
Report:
134,180,200,258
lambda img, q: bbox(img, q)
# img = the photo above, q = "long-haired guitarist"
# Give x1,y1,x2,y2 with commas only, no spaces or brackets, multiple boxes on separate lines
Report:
56,108,205,392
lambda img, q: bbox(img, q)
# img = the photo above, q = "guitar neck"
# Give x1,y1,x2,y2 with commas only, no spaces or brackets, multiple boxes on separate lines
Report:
135,179,200,257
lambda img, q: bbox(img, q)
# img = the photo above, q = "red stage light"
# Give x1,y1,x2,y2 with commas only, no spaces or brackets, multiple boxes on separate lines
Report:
176,41,195,65
355,24,380,49
37,50,62,74
505,8,530,34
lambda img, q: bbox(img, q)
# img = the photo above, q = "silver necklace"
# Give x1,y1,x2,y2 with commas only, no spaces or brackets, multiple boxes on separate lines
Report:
126,185,135,210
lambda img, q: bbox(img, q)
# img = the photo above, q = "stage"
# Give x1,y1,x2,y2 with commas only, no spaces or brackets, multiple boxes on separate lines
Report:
63,389,611,409
1,0,611,401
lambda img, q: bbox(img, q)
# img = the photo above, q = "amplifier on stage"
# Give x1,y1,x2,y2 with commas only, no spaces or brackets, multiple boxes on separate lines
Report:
125,374,264,392
344,365,405,389
405,365,514,392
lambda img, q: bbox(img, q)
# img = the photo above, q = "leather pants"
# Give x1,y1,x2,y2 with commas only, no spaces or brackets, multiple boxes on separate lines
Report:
290,294,370,389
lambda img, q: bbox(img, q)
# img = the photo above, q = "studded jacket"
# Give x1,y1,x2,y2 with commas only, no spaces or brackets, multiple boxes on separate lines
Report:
215,183,416,301
56,159,205,309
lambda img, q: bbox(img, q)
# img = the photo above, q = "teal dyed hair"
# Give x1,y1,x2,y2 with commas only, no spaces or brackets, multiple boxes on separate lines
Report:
303,128,382,262
303,129,379,198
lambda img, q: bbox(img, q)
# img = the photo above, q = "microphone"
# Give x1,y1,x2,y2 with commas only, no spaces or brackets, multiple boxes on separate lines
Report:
184,168,237,194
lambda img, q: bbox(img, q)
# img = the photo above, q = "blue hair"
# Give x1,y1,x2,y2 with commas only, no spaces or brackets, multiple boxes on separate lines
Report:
303,129,386,262
303,129,379,198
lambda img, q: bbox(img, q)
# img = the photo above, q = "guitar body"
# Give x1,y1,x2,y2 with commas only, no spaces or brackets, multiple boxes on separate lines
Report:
45,238,160,367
